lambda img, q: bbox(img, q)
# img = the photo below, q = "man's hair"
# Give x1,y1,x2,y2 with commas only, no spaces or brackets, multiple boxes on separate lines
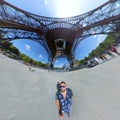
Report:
60,81,66,85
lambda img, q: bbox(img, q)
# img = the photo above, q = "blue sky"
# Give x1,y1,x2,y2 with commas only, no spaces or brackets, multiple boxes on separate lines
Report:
6,0,107,18
11,39,48,63
6,0,107,67
75,35,106,60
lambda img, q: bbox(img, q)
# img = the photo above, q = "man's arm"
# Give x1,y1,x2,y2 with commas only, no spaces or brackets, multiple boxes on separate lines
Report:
56,99,60,110
55,92,61,111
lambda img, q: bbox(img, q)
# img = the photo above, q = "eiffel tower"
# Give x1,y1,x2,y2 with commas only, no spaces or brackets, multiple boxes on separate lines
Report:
0,0,120,68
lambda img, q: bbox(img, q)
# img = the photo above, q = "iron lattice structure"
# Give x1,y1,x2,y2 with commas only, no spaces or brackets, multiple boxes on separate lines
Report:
0,0,120,67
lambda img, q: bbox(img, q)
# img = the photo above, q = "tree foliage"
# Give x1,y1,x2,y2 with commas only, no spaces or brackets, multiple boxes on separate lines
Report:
78,33,117,65
0,40,47,68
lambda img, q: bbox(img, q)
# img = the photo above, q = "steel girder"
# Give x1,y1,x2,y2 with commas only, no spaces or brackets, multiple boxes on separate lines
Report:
0,0,120,67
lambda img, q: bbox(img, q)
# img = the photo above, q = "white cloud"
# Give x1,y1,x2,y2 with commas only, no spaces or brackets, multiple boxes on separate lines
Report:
55,59,59,63
97,41,102,46
80,41,84,44
93,35,97,38
39,54,43,59
25,44,30,51
96,37,104,46
59,63,64,67
43,0,48,5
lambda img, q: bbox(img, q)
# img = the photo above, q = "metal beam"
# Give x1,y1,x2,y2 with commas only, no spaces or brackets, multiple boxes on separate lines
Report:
0,0,120,68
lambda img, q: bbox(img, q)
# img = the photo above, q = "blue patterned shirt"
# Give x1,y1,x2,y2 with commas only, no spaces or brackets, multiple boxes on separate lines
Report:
55,88,73,114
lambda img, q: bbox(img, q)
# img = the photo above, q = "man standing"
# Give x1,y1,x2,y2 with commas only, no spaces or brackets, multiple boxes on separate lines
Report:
55,81,73,119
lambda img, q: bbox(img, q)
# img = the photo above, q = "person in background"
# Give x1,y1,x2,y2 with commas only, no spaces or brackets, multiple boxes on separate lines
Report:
110,45,120,55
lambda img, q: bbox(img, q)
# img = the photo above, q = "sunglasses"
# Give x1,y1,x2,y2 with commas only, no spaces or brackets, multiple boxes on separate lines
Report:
60,86,66,88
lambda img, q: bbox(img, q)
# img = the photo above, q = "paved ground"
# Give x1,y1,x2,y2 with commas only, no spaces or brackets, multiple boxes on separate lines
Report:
0,50,120,120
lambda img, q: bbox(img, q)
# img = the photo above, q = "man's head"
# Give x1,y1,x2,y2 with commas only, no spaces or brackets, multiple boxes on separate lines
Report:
60,81,66,92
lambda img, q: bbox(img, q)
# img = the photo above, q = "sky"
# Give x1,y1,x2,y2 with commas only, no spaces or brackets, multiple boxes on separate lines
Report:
11,39,48,63
6,0,107,18
6,0,108,67
75,35,106,60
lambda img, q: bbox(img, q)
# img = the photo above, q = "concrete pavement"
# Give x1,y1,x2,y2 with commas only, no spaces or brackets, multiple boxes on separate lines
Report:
0,52,120,120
